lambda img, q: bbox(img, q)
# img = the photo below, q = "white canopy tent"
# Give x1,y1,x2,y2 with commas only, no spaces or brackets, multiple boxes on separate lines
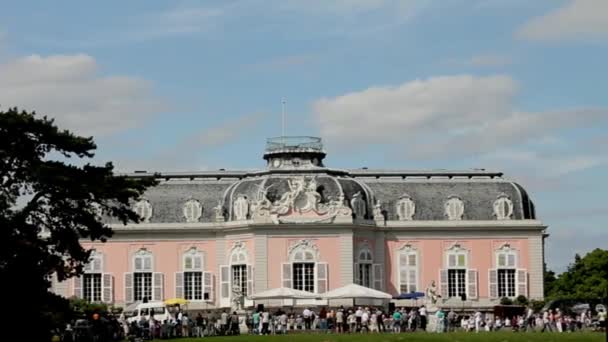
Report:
321,283,392,300
321,283,392,307
248,287,320,300
248,287,322,308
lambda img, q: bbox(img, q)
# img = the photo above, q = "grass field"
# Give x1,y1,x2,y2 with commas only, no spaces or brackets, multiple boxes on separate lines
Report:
166,332,605,342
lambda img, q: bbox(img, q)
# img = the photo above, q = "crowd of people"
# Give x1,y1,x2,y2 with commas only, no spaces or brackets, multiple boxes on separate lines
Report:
54,304,607,341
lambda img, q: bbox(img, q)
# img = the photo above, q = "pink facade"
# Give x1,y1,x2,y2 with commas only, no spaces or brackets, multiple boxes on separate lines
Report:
53,136,546,312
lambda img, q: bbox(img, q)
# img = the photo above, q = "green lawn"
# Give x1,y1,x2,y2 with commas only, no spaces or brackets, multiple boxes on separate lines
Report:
166,332,605,342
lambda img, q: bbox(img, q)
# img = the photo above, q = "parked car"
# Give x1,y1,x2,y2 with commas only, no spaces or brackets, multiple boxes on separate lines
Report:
127,301,172,323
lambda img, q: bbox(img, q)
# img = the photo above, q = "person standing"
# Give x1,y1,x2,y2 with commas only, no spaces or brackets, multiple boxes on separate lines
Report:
392,310,402,333
319,307,328,333
252,311,260,335
261,309,270,335
336,308,344,333
419,306,427,331
220,310,228,335
303,308,312,330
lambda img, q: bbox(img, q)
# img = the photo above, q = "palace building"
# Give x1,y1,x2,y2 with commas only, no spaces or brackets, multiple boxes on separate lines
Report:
51,136,546,310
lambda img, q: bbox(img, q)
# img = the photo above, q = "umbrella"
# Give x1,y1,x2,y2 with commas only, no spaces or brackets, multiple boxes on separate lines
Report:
321,283,392,300
164,298,188,305
394,292,425,300
248,287,319,300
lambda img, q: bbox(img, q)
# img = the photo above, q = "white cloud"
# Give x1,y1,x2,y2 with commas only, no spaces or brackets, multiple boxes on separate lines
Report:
0,54,162,137
313,75,607,160
517,0,608,42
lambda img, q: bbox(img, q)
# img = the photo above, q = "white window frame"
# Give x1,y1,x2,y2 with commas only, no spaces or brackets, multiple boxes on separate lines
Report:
445,244,468,298
83,251,103,302
356,247,373,287
183,248,204,301
289,243,318,293
133,249,154,302
495,244,518,298
398,244,419,294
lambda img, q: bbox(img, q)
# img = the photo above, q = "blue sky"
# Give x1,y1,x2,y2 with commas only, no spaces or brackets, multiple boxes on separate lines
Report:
1,0,606,271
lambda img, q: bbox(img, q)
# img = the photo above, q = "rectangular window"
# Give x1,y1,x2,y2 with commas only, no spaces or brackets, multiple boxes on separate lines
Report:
358,264,372,287
448,269,466,297
293,263,315,292
231,265,247,297
184,272,203,300
134,272,152,301
83,274,102,302
399,252,417,293
497,269,516,297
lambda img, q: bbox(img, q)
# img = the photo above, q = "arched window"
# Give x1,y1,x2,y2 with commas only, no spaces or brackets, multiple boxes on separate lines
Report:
281,240,328,294
489,244,526,299
182,248,204,300
442,244,477,299
355,247,373,287
219,242,253,307
229,243,249,297
133,249,154,301
83,251,103,302
398,244,418,293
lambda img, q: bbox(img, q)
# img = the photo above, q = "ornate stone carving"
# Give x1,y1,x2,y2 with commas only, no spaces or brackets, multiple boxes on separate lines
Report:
350,191,367,219
396,194,416,221
213,202,225,222
251,176,352,224
183,198,203,223
444,196,464,221
233,195,249,221
133,198,153,223
287,239,320,261
373,200,384,222
493,193,513,220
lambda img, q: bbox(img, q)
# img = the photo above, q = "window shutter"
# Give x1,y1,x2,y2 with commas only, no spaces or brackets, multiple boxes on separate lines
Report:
203,271,213,302
175,272,184,299
124,273,134,303
73,276,83,298
102,273,113,303
353,263,360,285
516,269,527,297
153,272,164,301
316,262,328,294
373,264,383,291
439,269,448,298
247,264,254,297
220,265,230,298
488,269,498,299
467,269,478,299
281,263,292,288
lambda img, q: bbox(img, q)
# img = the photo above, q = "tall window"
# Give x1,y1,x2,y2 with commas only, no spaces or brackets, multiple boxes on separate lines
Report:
496,245,517,297
134,251,153,301
357,248,373,287
230,248,248,296
83,252,103,302
184,249,203,300
446,246,467,298
292,248,316,292
398,245,418,293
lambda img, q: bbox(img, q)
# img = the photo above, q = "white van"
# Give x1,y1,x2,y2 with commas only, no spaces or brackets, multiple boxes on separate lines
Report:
127,301,172,323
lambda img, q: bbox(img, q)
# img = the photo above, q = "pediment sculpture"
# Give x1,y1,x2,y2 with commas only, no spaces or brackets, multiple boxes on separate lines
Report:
250,176,352,224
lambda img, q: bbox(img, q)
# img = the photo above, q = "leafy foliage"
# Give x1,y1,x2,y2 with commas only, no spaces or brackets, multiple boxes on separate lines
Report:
499,297,513,305
0,108,157,340
546,249,608,299
513,295,528,306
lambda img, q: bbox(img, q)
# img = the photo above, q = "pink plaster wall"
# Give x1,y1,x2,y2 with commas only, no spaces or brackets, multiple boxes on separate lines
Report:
386,238,530,297
76,240,217,304
267,236,341,290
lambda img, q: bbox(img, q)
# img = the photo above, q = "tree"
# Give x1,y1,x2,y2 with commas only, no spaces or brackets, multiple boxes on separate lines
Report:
546,249,608,299
0,108,157,340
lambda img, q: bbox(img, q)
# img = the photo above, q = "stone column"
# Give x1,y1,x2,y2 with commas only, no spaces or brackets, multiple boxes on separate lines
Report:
339,230,354,286
528,234,544,299
254,233,268,292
